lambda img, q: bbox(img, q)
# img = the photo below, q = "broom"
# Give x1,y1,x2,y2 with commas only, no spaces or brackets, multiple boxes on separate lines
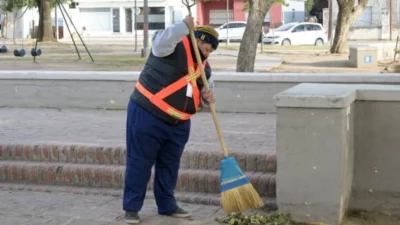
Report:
182,0,265,214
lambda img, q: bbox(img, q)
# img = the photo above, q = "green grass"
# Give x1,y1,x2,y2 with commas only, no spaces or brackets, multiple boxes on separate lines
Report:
0,53,148,71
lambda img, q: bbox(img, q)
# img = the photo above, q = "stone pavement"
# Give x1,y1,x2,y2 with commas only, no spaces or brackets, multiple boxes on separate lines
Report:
0,108,276,154
0,186,224,225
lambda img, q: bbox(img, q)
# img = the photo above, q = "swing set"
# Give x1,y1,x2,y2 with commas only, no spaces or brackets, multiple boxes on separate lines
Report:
0,0,41,57
1,0,93,63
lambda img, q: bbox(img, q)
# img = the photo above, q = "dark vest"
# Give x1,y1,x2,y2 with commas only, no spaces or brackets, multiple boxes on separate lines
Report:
130,35,212,125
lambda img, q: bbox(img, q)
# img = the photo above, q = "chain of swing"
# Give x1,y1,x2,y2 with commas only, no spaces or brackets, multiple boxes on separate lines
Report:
0,0,42,57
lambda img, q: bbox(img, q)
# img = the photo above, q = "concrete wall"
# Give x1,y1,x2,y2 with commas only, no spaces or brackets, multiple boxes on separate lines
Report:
282,0,306,23
4,71,400,112
275,83,400,224
276,106,355,224
322,0,396,40
367,42,398,61
351,101,400,213
351,41,400,61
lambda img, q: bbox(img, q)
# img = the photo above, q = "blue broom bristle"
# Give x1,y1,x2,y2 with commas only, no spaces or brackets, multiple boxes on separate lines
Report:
220,156,250,192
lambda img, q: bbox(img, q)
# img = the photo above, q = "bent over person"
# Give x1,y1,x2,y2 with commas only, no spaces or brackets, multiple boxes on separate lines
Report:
123,15,219,224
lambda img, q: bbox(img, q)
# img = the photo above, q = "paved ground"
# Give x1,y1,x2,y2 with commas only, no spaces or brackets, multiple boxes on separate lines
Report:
0,188,223,225
0,108,276,153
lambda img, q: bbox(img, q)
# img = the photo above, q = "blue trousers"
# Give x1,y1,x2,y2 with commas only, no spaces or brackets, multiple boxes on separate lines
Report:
123,100,190,215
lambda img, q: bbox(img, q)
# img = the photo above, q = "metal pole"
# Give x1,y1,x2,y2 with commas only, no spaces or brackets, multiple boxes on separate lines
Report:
56,0,81,59
260,31,263,53
226,0,229,45
142,0,148,57
134,0,137,52
61,3,95,62
55,6,58,40
389,0,392,41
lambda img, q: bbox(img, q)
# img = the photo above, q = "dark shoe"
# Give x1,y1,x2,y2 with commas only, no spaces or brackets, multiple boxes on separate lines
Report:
124,211,140,224
171,206,191,218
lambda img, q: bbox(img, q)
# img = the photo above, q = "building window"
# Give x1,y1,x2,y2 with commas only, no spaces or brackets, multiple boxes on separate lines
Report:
209,10,234,27
135,7,165,30
126,8,133,32
113,8,120,33
352,6,372,27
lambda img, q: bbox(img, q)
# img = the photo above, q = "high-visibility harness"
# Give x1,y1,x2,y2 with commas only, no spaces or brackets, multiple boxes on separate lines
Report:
135,36,206,120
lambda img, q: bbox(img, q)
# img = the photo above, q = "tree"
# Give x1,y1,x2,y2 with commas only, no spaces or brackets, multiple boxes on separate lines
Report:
330,0,367,54
0,0,31,43
305,0,314,14
236,0,277,72
1,0,70,42
38,0,55,41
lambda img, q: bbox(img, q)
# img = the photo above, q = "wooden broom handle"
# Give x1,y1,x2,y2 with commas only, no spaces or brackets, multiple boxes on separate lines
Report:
185,3,229,157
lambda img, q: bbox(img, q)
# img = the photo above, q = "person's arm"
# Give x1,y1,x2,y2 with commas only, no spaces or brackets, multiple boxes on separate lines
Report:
152,19,192,57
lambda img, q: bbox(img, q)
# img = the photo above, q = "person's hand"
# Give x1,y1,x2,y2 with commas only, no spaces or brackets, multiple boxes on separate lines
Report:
202,90,215,104
183,15,195,30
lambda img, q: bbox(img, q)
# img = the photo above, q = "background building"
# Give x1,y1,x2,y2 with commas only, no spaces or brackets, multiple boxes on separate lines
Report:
2,0,193,39
196,0,306,28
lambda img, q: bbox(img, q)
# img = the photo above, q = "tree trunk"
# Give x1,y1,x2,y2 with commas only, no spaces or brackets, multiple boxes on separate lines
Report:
330,0,367,54
330,6,352,54
39,0,54,42
236,0,272,72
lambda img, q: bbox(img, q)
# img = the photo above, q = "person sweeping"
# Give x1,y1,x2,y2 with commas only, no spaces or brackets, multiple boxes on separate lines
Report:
122,16,219,224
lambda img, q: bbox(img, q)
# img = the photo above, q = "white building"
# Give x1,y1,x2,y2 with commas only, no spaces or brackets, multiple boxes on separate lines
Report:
322,0,400,40
3,0,194,39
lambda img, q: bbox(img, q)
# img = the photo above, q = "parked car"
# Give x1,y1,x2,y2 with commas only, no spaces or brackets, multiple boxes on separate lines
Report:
216,21,263,42
216,21,247,42
263,22,328,46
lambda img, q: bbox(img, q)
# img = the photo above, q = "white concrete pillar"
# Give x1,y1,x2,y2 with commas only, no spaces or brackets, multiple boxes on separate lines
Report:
164,6,171,28
381,7,389,40
120,7,126,34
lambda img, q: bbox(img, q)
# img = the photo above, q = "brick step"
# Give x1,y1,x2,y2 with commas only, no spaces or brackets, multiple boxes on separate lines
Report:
0,161,276,197
0,183,278,208
153,169,275,197
0,144,277,173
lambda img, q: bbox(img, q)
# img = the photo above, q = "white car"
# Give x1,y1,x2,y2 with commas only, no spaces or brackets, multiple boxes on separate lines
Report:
216,21,265,42
263,22,328,46
216,21,247,42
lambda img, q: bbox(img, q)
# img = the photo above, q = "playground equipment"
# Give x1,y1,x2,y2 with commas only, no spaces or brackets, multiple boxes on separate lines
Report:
4,0,92,63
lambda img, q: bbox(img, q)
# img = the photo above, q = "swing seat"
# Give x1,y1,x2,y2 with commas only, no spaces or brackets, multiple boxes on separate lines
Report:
14,49,26,57
0,45,7,53
31,48,42,57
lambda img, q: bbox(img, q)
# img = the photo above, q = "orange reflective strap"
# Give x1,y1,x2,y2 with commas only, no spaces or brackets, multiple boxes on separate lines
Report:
191,61,207,110
135,82,191,120
155,75,191,100
182,37,208,111
134,36,208,120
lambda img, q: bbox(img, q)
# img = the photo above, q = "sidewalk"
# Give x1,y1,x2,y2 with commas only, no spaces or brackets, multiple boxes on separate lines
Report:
0,108,276,153
0,186,223,225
